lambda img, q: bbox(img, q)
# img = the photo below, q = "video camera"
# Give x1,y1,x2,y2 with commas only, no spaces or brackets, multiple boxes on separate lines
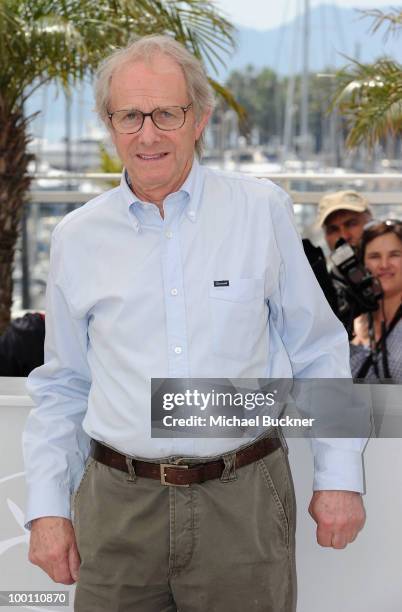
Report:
302,237,383,337
330,238,383,333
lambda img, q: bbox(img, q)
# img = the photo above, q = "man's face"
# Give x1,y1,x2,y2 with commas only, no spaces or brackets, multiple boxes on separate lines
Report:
108,54,210,203
324,209,371,251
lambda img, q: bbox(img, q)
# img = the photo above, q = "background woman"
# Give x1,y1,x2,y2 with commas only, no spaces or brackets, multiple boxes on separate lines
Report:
351,220,402,383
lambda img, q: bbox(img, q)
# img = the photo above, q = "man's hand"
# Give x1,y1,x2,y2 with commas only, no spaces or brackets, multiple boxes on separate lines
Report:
29,517,80,584
308,490,365,549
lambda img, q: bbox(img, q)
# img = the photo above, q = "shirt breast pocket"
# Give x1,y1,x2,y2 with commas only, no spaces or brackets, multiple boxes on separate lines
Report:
209,278,266,361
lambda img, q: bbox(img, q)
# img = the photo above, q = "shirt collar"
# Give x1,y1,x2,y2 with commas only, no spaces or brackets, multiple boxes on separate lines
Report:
119,157,204,231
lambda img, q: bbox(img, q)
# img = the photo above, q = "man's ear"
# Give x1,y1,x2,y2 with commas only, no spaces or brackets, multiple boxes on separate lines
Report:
195,108,213,141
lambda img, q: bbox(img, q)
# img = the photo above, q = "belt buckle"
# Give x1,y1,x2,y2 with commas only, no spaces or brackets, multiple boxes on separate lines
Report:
160,463,189,486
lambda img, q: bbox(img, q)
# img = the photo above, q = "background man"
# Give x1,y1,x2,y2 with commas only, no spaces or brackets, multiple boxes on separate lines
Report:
317,190,373,252
308,190,374,333
24,36,365,612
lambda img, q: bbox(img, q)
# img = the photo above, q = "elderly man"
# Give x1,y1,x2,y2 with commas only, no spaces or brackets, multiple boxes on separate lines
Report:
317,190,373,252
24,36,365,612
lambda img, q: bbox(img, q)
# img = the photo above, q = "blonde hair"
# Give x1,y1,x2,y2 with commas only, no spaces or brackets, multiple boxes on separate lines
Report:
94,35,215,156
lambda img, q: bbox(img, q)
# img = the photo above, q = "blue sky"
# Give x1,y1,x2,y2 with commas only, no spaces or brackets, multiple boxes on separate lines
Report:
215,0,395,30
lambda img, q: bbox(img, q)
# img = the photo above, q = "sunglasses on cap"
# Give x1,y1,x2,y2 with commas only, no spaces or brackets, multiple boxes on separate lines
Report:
363,218,402,231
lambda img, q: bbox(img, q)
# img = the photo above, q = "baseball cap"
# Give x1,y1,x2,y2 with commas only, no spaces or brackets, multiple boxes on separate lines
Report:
316,190,372,227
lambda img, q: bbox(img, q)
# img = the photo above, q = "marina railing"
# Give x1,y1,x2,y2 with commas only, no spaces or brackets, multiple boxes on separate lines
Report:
13,171,402,311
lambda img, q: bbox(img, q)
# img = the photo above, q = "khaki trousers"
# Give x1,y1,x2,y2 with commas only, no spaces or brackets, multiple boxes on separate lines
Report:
73,439,297,612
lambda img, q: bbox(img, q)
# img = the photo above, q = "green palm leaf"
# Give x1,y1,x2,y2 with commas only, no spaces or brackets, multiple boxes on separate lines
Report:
332,57,402,148
332,8,402,149
1,0,236,109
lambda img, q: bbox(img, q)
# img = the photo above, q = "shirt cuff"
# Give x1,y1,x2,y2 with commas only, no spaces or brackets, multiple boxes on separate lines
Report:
311,440,365,493
24,482,72,530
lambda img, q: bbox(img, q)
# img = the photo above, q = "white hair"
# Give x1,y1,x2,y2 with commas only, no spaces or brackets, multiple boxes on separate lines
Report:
94,34,215,156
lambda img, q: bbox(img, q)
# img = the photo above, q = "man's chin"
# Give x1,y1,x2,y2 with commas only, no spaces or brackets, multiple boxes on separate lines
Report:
128,173,173,201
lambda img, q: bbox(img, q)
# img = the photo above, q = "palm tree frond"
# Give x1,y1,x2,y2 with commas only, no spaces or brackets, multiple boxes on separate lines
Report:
208,77,247,122
358,8,402,40
331,57,402,148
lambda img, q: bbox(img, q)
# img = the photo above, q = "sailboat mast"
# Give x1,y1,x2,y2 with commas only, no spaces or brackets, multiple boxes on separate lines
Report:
300,0,310,168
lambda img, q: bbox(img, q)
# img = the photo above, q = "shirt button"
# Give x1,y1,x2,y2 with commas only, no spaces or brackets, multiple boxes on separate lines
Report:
166,231,173,239
170,288,178,296
174,346,182,354
188,211,195,217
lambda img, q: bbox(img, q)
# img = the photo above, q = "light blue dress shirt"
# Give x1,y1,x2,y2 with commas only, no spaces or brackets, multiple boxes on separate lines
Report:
23,158,365,527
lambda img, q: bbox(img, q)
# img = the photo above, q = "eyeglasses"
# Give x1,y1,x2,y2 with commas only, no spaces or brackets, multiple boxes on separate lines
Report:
107,103,193,134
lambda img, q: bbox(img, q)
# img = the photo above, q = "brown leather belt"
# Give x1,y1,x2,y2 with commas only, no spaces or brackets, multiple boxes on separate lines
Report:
90,436,282,487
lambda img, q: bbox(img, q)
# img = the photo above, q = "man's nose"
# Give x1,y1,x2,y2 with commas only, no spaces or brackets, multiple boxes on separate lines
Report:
137,116,161,145
341,228,353,244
